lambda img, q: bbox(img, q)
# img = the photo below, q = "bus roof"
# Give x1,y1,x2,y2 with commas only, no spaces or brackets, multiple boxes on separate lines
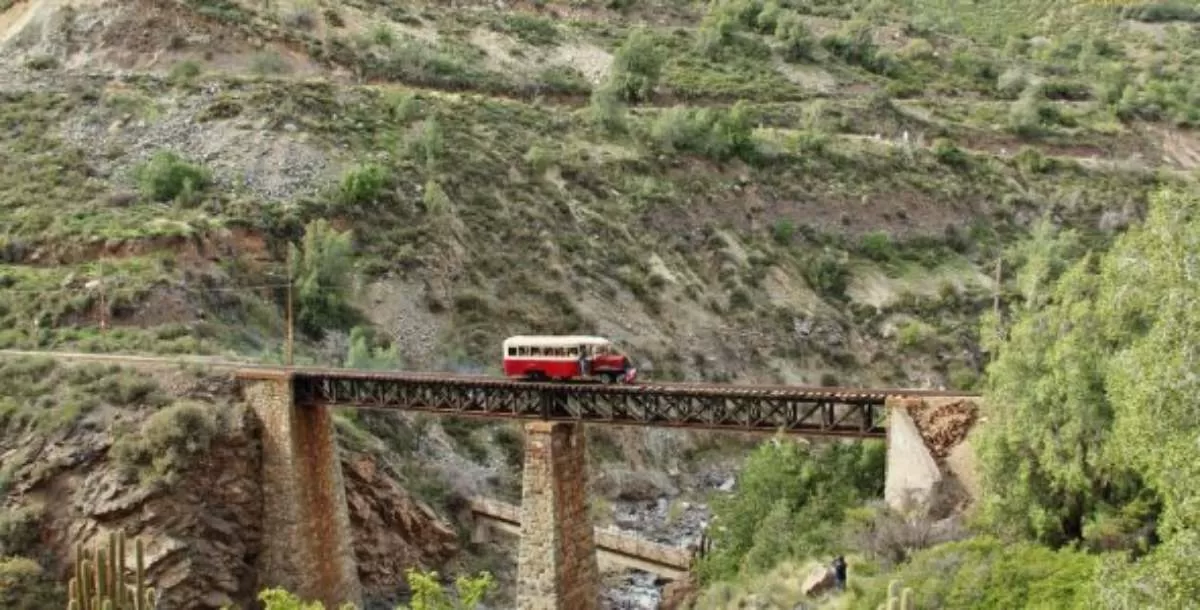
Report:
503,335,612,348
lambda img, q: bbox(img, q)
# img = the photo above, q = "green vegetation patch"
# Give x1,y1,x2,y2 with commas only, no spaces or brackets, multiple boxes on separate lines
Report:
696,437,886,583
846,537,1100,609
0,358,167,436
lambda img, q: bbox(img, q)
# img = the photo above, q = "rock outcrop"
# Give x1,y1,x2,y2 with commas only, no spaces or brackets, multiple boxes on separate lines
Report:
801,564,837,597
342,452,459,597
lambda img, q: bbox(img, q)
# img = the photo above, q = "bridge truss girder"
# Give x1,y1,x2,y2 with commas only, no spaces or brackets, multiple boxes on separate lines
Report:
292,373,887,437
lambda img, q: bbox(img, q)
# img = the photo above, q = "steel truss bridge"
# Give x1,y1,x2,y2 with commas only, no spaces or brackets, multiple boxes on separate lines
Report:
260,368,979,438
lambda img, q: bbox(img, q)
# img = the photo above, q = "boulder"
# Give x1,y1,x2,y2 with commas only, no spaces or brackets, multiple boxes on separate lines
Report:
802,565,837,598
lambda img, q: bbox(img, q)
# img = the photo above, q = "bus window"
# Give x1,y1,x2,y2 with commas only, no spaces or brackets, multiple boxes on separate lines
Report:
508,347,517,356
567,347,579,357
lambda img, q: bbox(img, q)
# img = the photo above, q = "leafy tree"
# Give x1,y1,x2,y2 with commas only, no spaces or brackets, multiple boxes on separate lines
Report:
257,589,355,610
1087,188,1200,607
696,437,885,583
344,326,400,370
608,27,664,103
289,219,358,338
1096,529,1200,609
1096,187,1200,537
974,187,1200,605
397,568,495,610
975,248,1128,545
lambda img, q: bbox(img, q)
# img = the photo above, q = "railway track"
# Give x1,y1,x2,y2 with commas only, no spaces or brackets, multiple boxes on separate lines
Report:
0,349,980,400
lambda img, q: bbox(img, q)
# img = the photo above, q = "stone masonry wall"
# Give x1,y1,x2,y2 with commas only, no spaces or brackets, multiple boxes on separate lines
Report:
516,422,600,610
240,372,362,608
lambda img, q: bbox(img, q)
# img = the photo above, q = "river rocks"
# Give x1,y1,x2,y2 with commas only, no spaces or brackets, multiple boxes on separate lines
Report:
593,468,679,502
602,571,664,609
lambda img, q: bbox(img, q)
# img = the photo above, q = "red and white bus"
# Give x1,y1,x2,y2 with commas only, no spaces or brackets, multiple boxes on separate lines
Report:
502,335,637,383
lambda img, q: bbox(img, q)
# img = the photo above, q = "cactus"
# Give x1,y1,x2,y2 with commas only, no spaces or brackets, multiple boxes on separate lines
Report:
877,579,915,610
67,530,158,610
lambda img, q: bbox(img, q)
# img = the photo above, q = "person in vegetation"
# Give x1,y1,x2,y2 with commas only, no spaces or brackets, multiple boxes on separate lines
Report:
832,555,847,592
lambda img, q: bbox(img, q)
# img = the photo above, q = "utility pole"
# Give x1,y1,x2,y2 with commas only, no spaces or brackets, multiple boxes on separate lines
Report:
98,261,108,334
285,246,295,367
993,256,1002,317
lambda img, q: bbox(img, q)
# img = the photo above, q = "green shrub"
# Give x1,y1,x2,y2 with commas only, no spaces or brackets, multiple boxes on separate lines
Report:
493,426,524,468
649,102,758,162
802,248,850,300
110,401,220,485
859,232,894,262
848,537,1099,610
588,85,627,133
608,27,665,103
0,556,60,610
0,506,42,557
133,151,210,203
256,568,495,609
441,418,488,464
771,219,796,245
775,12,815,62
337,163,392,208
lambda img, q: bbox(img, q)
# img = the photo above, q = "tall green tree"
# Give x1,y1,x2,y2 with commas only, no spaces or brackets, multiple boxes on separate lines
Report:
1088,188,1200,607
289,219,357,338
974,187,1200,606
1097,187,1200,537
975,247,1130,545
696,437,885,582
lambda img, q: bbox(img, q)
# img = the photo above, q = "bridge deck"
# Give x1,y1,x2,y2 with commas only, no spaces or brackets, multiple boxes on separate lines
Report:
468,497,693,578
237,367,978,437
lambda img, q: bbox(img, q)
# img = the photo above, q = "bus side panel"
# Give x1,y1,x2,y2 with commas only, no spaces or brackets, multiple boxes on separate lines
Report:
503,358,582,379
502,359,525,378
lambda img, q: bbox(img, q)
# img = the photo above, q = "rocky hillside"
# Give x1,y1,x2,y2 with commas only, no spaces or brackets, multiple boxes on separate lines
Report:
0,356,468,608
2,0,1194,388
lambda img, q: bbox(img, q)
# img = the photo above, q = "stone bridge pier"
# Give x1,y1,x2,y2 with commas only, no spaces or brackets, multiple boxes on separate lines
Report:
516,421,601,610
240,372,363,608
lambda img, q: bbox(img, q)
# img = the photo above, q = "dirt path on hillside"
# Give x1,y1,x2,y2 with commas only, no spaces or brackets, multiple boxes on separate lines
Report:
0,348,264,372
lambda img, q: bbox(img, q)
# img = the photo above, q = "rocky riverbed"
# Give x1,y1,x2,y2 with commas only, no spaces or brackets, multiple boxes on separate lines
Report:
600,470,739,609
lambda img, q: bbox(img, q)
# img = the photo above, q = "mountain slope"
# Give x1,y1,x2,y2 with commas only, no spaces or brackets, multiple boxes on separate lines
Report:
2,0,1194,388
